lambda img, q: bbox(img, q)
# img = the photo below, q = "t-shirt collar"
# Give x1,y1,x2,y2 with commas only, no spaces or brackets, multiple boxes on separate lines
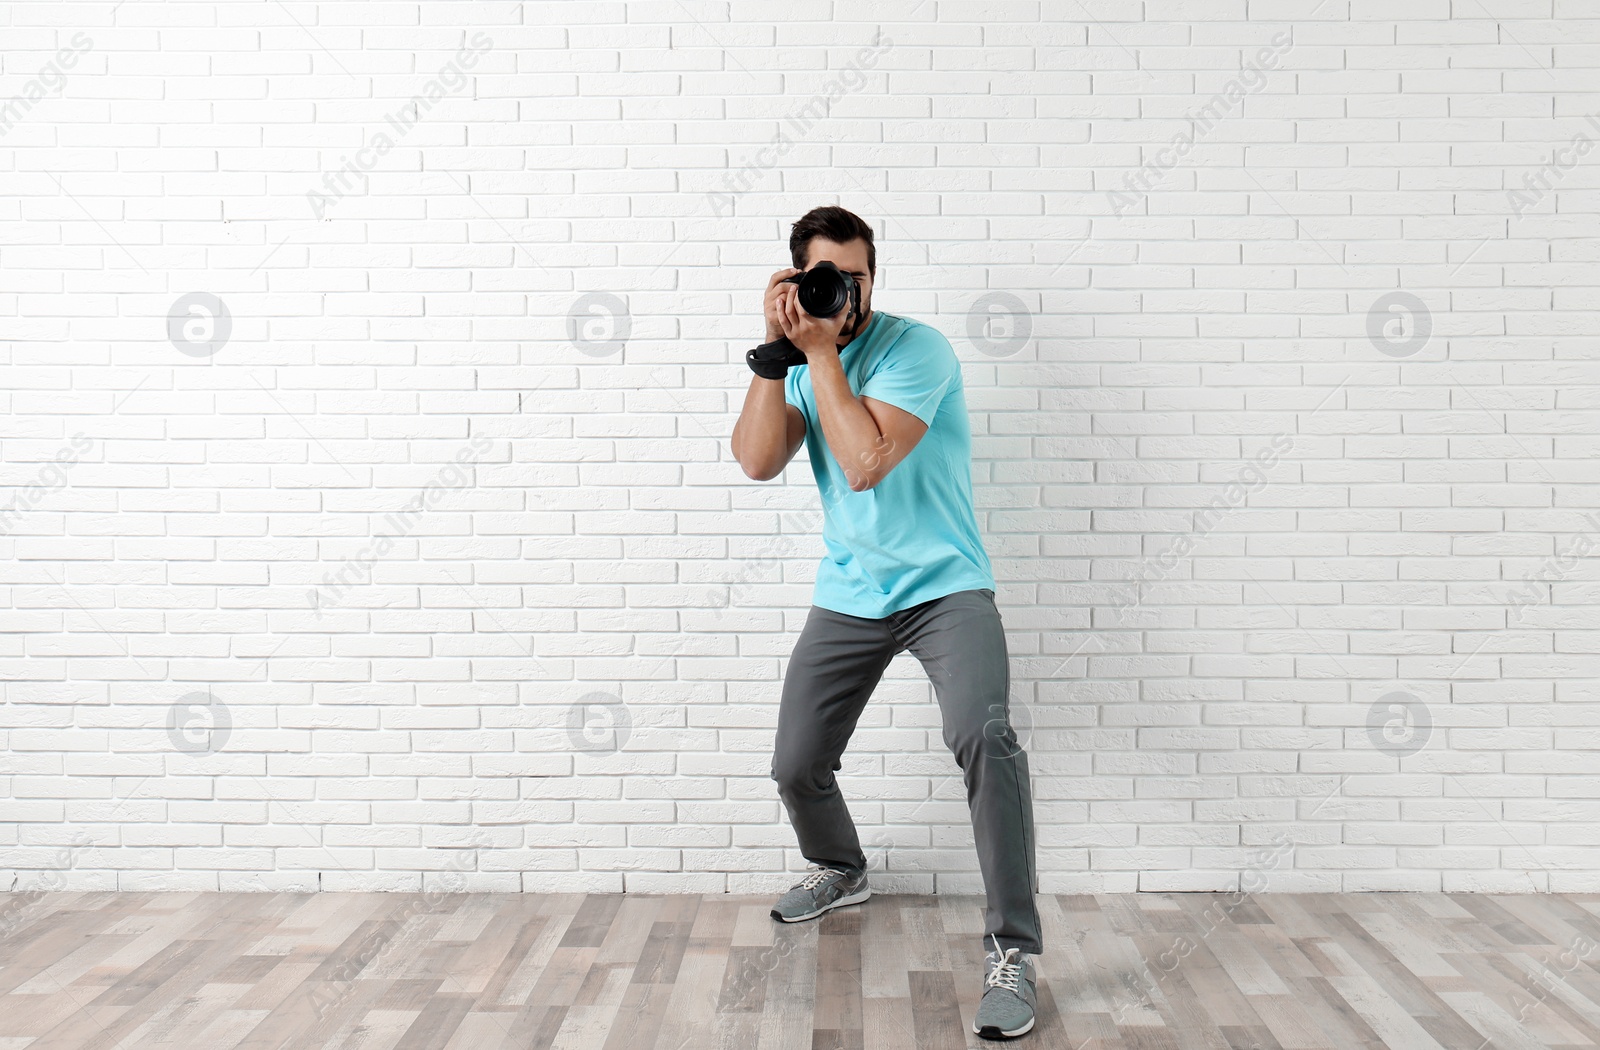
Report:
840,310,882,355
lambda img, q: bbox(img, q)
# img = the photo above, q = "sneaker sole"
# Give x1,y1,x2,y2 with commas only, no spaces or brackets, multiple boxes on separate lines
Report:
770,886,871,923
974,1014,1035,1039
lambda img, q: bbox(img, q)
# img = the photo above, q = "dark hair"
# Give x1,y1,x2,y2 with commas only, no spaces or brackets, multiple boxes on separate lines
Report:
789,205,876,277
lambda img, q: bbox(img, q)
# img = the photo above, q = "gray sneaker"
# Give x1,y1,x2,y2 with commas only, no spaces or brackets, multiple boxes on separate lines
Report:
973,934,1038,1039
770,864,870,923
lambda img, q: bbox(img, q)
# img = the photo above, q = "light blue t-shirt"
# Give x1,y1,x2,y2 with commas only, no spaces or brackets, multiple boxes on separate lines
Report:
784,310,995,619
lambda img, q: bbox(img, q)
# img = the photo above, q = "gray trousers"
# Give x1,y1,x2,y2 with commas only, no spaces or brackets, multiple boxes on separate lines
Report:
769,587,1044,956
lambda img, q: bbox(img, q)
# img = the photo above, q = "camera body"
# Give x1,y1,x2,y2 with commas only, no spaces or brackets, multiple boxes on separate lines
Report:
746,261,865,379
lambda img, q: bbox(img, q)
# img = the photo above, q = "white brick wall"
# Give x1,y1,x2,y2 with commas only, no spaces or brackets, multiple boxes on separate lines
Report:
2,1,1599,896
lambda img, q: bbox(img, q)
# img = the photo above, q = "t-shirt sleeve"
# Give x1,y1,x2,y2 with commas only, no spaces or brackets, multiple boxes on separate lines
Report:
858,324,958,426
784,368,801,412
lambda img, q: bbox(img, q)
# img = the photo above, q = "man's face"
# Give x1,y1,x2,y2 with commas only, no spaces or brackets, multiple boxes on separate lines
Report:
800,237,874,322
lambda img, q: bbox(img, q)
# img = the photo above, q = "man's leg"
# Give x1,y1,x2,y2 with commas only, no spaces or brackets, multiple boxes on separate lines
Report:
771,604,899,876
893,588,1043,956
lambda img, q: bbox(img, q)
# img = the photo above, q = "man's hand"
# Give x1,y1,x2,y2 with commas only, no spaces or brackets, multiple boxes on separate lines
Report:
762,267,801,344
777,287,850,360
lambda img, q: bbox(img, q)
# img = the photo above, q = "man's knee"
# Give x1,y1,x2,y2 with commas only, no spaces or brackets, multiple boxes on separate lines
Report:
771,753,829,797
944,700,1023,764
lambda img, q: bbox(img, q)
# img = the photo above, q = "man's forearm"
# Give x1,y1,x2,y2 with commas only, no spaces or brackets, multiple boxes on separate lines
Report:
807,353,892,492
731,375,790,480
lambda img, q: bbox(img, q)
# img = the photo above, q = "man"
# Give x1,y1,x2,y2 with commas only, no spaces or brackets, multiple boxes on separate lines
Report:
729,205,1043,1040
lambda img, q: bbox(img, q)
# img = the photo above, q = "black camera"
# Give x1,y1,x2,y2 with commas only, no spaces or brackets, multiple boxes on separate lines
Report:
783,260,861,321
746,261,865,379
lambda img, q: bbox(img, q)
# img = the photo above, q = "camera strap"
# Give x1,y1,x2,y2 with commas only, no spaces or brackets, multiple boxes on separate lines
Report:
839,282,865,342
746,335,807,379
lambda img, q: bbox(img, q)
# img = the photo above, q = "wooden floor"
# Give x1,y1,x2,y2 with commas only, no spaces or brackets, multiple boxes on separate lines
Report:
2,890,1598,1049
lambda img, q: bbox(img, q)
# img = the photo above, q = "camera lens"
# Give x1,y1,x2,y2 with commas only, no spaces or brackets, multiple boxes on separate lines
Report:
796,262,852,318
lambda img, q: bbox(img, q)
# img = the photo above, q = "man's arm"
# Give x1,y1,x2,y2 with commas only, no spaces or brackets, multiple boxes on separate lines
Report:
777,295,930,492
732,267,809,482
732,380,807,481
807,358,927,491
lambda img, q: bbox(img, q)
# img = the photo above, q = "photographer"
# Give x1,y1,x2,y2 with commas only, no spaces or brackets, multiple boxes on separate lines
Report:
730,205,1044,1040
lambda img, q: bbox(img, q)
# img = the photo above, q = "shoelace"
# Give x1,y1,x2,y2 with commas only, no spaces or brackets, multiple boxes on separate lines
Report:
798,864,850,891
984,933,1026,994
